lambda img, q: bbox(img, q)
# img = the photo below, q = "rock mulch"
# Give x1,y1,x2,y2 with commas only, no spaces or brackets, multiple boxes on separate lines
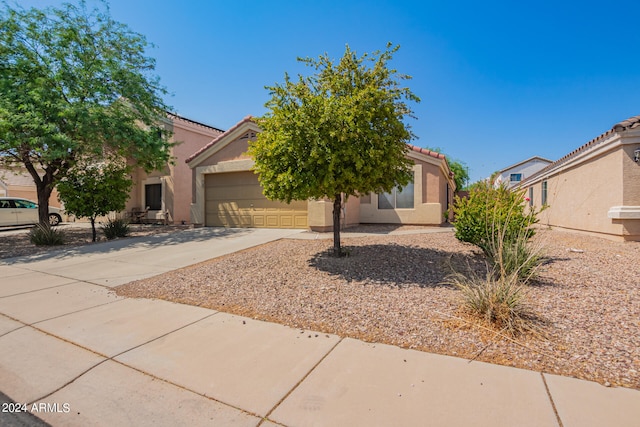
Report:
0,224,189,260
115,227,640,390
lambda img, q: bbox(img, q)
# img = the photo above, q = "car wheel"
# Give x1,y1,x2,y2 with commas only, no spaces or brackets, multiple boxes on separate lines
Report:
48,213,62,226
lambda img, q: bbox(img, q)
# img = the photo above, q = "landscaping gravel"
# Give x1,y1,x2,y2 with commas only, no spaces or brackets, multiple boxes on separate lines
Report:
115,226,640,390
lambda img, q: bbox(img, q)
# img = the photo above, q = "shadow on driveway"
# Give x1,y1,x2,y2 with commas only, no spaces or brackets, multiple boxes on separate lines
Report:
0,227,252,265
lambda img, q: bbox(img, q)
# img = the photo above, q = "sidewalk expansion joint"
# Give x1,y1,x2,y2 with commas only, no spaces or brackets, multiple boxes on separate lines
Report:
257,336,345,426
541,372,564,427
25,311,225,406
0,280,88,299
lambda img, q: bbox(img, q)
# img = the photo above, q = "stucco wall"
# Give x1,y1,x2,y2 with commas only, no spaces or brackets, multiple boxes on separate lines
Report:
127,117,222,224
359,163,445,225
525,146,632,240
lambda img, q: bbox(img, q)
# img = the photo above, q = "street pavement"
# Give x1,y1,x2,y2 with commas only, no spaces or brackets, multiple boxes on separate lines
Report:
0,226,638,426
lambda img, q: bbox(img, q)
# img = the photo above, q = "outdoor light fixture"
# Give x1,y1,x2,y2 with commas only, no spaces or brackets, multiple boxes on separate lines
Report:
635,148,640,163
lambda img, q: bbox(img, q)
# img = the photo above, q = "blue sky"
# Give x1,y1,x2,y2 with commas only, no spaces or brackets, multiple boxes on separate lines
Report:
16,0,640,183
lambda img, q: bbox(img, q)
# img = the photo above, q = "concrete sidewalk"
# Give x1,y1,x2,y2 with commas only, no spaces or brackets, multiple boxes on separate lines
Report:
0,227,638,426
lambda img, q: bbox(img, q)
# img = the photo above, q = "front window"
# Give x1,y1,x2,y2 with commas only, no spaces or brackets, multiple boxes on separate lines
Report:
528,187,534,207
541,181,548,206
378,181,414,209
510,173,522,183
145,183,162,210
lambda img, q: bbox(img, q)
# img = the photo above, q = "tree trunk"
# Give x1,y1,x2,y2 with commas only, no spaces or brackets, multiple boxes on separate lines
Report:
36,180,54,227
23,159,55,227
90,217,97,242
332,193,342,256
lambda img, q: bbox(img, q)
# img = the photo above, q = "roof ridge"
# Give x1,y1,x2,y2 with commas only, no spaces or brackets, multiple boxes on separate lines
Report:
522,114,639,184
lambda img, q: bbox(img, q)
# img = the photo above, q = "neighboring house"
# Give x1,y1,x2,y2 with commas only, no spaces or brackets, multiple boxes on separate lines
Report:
0,168,63,208
520,115,640,242
186,116,456,231
1,113,224,225
125,113,223,224
493,156,552,188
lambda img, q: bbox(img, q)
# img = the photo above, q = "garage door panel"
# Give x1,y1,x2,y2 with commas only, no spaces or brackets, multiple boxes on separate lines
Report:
205,172,307,229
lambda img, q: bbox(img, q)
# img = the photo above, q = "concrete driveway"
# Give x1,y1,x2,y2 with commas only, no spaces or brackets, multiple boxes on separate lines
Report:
1,227,639,426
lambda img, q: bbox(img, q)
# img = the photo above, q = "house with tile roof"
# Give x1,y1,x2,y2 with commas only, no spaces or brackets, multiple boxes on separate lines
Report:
1,112,224,224
186,116,456,230
519,114,640,241
126,113,223,224
493,156,553,188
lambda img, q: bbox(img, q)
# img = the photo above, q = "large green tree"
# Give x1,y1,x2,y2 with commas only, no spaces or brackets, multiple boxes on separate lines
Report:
250,44,419,255
57,160,132,242
0,1,172,225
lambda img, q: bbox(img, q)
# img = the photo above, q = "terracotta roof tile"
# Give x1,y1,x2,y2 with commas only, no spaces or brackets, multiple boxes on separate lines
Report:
406,144,446,160
522,114,640,184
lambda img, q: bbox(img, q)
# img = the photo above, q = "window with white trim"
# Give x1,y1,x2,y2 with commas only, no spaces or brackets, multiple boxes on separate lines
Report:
378,181,414,209
541,180,548,206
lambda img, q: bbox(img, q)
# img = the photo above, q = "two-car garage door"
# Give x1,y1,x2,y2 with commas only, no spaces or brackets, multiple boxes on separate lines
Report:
204,171,308,228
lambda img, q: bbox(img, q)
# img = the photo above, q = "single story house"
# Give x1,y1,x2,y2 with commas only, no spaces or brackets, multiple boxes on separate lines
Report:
520,114,640,241
124,113,223,224
186,116,456,231
493,156,552,188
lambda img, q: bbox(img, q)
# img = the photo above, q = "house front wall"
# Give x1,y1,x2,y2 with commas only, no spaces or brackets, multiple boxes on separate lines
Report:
358,157,451,226
523,130,640,241
127,117,222,224
189,120,454,230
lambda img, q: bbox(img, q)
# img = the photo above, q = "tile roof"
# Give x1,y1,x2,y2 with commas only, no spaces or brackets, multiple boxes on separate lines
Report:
167,112,224,133
522,114,640,184
407,144,447,160
185,115,255,164
184,116,451,180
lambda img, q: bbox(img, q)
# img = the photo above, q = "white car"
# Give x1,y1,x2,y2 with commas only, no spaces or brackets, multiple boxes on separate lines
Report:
0,197,63,227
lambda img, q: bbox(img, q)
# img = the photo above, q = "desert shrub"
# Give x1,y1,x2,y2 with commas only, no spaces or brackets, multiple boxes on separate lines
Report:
101,218,130,240
486,230,544,282
447,270,533,336
29,224,66,246
453,181,538,255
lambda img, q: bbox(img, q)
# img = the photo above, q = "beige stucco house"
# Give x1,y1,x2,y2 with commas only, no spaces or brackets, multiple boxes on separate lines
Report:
1,113,223,224
186,116,456,231
520,114,640,241
0,168,63,208
126,113,223,224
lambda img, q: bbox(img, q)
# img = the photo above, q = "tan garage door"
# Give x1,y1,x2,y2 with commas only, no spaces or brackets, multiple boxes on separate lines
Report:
205,171,307,228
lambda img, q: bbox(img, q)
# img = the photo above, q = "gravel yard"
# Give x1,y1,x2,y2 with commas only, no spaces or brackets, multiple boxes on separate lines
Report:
115,226,640,390
0,223,189,259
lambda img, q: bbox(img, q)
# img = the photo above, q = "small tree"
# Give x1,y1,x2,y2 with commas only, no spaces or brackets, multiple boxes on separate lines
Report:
57,161,132,242
250,44,419,255
0,2,172,226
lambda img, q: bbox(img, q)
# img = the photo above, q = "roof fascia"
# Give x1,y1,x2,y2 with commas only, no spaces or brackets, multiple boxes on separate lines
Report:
187,121,261,169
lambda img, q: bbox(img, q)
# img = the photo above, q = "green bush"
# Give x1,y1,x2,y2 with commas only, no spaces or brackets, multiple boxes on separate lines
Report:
101,218,130,240
29,224,66,246
453,181,539,255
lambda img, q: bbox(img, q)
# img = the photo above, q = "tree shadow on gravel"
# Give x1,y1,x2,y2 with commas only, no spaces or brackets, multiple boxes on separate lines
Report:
308,243,486,288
